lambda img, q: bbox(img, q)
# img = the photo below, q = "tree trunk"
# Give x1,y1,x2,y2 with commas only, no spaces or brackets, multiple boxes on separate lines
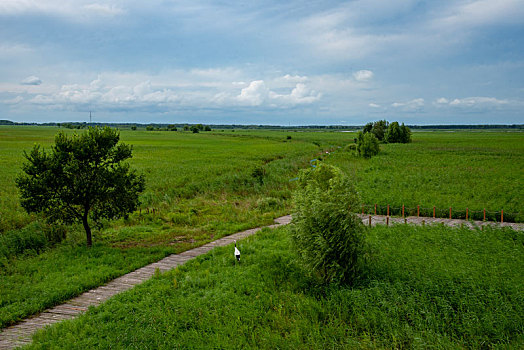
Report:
82,212,92,248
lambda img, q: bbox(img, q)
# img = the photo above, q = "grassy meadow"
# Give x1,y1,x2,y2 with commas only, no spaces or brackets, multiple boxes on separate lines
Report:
0,126,347,327
28,225,524,348
326,131,524,222
0,126,523,338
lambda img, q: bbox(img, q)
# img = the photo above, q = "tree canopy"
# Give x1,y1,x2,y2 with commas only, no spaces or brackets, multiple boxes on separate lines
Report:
16,127,145,247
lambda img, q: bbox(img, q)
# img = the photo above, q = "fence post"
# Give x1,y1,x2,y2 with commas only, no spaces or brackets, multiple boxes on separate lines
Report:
386,216,389,226
483,208,486,221
466,208,468,221
402,204,405,218
449,207,452,220
374,203,377,215
417,205,420,217
387,204,389,217
369,215,372,227
501,210,504,223
433,206,435,218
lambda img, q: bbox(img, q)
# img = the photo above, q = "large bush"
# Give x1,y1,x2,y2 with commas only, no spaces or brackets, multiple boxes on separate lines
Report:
357,131,380,158
290,163,366,284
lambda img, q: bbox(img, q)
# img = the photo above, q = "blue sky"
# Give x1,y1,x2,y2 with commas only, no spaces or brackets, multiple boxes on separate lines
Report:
1,0,523,125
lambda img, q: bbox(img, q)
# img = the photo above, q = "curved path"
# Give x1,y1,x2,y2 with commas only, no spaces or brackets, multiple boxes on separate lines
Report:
0,214,521,349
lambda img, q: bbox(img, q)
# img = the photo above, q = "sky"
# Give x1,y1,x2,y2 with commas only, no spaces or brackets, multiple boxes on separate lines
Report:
0,0,523,125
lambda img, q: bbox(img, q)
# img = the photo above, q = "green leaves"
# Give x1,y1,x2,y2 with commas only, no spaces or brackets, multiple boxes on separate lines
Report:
357,131,380,158
290,163,366,284
16,127,145,246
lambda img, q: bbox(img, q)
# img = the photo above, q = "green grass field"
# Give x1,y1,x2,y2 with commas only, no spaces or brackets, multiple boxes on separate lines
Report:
1,126,523,339
27,225,524,348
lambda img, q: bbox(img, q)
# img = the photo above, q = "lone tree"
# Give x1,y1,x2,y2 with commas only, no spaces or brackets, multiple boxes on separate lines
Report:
16,127,145,247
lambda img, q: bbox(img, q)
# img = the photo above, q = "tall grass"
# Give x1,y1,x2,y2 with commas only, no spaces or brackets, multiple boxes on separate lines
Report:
327,131,524,222
28,224,524,348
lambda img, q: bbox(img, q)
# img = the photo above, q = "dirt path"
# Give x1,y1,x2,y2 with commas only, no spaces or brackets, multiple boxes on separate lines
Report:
0,213,520,349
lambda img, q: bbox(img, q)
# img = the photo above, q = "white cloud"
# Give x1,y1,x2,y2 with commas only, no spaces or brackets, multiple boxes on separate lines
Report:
237,80,269,106
392,98,424,110
235,80,320,107
353,70,374,82
435,97,449,104
280,74,308,83
449,97,508,107
21,76,42,85
269,83,321,105
12,70,321,112
369,103,381,108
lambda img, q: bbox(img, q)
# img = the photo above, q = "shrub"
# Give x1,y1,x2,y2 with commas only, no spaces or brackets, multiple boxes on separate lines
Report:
290,163,366,284
0,222,67,261
357,131,380,158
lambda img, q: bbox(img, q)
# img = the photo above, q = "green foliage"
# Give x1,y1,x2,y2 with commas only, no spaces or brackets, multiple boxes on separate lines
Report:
0,222,66,262
167,124,177,131
190,126,199,133
28,225,524,348
204,125,211,131
367,120,388,141
290,163,365,284
357,131,380,158
16,127,145,247
385,121,412,143
146,125,154,131
400,122,412,143
130,125,137,131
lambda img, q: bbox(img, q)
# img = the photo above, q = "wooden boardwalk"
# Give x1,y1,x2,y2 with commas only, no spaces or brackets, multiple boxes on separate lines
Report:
0,216,291,350
357,214,523,231
0,213,520,349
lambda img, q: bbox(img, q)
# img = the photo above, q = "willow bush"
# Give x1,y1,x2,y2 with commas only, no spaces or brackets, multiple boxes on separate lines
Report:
290,163,366,284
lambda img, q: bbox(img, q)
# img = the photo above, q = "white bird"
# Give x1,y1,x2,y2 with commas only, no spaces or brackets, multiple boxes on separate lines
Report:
234,240,240,262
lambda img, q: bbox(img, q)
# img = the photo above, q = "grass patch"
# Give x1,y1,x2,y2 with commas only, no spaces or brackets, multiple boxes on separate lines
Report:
328,131,524,222
28,224,524,348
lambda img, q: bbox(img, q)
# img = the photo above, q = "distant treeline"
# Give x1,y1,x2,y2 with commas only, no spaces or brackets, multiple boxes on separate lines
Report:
1,119,522,130
408,124,523,130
